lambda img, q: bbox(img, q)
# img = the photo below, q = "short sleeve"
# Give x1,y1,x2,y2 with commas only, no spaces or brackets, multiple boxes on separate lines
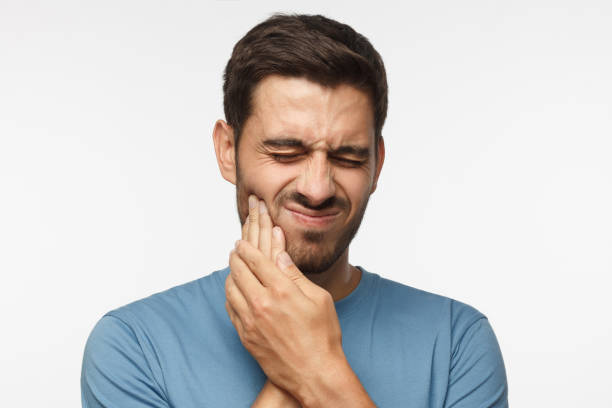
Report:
81,315,170,408
445,318,508,408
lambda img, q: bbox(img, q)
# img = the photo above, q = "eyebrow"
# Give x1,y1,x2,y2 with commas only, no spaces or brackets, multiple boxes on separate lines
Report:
262,138,370,158
263,139,304,149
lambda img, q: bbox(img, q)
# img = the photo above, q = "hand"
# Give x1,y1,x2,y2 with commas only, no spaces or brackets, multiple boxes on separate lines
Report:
224,195,345,404
227,195,301,407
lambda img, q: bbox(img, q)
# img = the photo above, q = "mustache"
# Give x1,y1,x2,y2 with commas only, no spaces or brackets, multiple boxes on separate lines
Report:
284,192,348,212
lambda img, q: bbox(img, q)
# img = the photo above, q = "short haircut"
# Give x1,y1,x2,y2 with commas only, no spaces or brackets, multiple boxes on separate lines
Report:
223,13,388,147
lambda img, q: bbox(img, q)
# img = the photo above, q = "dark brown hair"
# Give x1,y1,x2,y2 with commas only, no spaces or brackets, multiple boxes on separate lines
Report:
223,13,388,146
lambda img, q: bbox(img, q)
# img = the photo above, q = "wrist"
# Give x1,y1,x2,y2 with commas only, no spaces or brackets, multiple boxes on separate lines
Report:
296,354,374,408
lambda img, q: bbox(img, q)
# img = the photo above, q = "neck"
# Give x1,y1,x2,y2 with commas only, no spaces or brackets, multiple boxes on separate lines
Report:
304,248,362,302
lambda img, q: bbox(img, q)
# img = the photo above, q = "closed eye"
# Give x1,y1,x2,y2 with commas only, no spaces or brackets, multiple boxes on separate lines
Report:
270,153,365,167
271,153,302,162
331,157,366,167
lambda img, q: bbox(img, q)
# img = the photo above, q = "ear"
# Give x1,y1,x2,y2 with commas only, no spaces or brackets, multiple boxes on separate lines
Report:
370,136,385,194
213,119,237,185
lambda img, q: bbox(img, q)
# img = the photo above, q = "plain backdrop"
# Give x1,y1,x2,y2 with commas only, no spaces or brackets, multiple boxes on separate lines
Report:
1,1,611,406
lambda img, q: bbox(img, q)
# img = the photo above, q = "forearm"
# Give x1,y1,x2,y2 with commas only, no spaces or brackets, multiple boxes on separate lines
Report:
296,357,376,408
252,379,301,408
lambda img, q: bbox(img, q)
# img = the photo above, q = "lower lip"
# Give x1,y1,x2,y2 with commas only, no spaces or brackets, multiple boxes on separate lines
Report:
286,208,340,228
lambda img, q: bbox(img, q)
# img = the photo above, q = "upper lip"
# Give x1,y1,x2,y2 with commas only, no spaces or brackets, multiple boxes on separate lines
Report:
284,203,340,217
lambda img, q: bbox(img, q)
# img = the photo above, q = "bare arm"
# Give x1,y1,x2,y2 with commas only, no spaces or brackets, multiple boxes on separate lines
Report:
252,379,301,408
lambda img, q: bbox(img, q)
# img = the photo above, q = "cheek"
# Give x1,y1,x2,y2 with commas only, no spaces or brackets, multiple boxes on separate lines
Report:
337,171,374,213
240,163,295,207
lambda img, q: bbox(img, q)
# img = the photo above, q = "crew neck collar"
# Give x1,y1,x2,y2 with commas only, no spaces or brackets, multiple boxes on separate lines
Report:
333,266,375,319
214,265,376,320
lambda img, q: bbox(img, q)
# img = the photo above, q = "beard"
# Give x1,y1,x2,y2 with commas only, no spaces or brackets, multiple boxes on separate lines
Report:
281,193,369,275
235,169,371,275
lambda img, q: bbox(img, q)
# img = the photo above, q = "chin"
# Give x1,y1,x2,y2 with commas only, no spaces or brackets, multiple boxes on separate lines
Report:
285,236,343,275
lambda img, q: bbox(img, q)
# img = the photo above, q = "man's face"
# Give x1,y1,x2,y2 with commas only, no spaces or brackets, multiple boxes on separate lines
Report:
234,75,383,275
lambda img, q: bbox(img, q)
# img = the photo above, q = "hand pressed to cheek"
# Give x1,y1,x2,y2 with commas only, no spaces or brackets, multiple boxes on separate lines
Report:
228,195,346,400
230,240,345,398
243,194,286,268
230,195,284,333
234,196,301,406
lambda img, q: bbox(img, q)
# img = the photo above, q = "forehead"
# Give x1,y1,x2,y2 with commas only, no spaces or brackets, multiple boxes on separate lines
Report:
245,75,375,148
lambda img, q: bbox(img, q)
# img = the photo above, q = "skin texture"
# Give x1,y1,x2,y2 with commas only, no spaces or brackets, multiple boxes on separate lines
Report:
225,197,373,407
236,198,302,407
213,76,385,407
214,75,385,300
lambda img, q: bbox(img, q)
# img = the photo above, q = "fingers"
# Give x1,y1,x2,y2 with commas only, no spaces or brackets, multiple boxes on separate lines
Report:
271,226,286,266
224,299,243,332
242,214,249,240
235,240,288,289
245,195,275,260
247,195,259,247
224,272,248,331
258,201,273,259
229,246,266,301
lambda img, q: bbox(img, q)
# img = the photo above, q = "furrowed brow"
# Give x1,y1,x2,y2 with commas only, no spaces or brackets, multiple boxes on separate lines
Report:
262,138,370,158
262,138,305,149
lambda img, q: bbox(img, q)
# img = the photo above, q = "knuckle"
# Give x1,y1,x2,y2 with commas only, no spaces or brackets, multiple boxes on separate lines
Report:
229,253,238,268
242,316,255,333
228,272,238,288
271,285,290,301
251,296,271,316
317,289,334,305
225,285,233,300
242,334,257,350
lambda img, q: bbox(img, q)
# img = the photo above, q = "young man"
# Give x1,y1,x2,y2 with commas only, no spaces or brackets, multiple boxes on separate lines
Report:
81,14,508,407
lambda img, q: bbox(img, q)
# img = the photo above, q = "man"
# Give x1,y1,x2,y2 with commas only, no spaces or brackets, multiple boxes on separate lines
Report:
81,14,508,407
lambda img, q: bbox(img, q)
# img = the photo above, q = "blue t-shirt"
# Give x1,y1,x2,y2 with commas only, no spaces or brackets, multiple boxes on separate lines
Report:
81,267,508,407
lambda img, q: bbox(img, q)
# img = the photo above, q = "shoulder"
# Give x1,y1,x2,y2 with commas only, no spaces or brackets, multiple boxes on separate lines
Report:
105,268,228,330
373,273,507,406
374,273,486,338
83,268,229,371
81,269,229,407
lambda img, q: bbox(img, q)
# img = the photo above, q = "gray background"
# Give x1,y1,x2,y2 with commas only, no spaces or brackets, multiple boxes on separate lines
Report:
1,0,611,406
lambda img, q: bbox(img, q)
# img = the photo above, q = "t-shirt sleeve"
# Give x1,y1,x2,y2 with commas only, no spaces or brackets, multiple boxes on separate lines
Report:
445,317,508,408
81,315,170,408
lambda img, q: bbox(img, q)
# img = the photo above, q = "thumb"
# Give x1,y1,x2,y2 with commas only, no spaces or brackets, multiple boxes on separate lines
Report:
276,252,306,284
276,252,324,300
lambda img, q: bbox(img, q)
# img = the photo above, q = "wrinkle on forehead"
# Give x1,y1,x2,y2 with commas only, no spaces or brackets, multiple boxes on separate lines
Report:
248,76,375,149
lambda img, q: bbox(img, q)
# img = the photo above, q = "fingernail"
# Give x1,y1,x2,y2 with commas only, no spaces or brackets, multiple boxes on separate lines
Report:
248,195,257,209
234,240,239,249
278,252,293,268
273,226,281,239
259,200,267,214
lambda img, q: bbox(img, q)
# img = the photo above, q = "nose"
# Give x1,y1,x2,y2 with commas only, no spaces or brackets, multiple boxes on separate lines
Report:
295,152,336,207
